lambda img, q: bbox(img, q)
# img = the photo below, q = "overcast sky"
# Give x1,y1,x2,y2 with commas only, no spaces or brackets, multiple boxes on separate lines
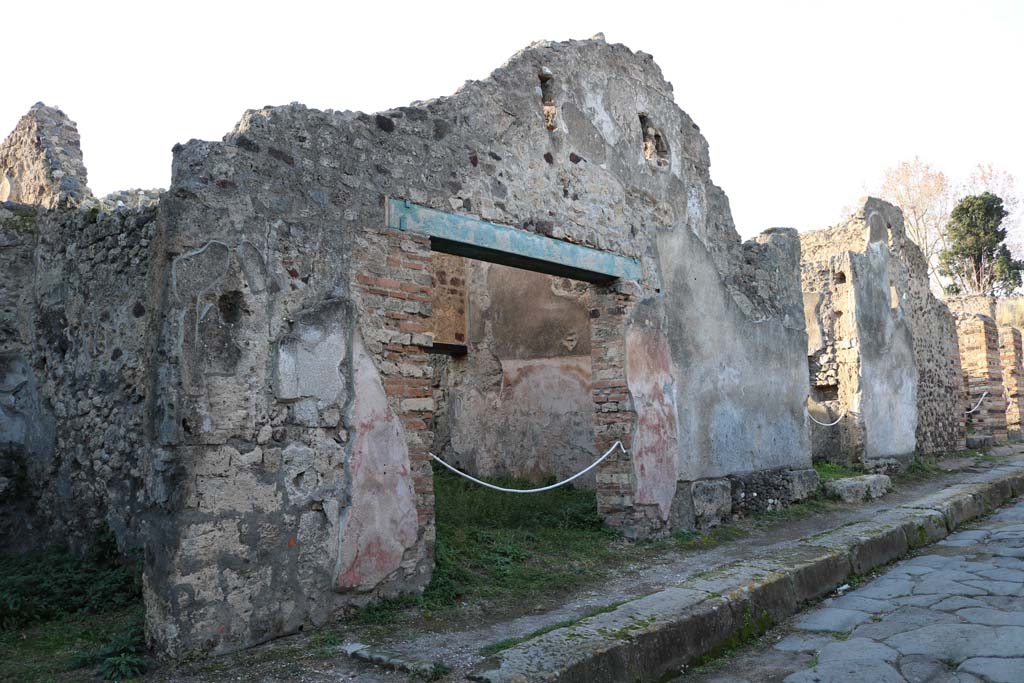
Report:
2,0,1021,238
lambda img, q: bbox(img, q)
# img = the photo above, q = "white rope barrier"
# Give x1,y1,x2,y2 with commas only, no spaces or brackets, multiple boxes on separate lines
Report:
965,391,988,415
806,407,846,427
429,441,626,494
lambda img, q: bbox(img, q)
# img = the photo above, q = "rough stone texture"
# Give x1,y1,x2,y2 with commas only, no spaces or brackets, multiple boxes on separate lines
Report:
0,201,157,552
885,211,966,455
801,198,918,470
953,313,1009,445
136,36,817,655
825,474,892,503
729,467,821,515
999,325,1023,440
0,103,92,208
471,463,1024,683
2,37,822,658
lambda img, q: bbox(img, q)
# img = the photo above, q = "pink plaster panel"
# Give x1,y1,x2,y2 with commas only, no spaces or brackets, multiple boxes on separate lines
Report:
336,334,419,591
625,326,680,520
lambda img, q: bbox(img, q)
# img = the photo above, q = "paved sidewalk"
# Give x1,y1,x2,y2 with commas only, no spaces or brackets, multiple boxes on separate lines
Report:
682,499,1024,683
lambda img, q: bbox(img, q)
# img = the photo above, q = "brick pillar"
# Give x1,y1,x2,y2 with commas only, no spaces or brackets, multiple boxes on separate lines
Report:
956,314,1008,445
999,325,1023,440
590,285,643,534
354,227,437,550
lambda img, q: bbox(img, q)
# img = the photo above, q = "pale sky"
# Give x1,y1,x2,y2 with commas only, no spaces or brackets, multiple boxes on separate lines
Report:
2,0,1021,238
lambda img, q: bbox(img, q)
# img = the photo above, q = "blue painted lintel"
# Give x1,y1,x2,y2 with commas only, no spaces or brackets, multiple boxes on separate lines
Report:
386,198,641,283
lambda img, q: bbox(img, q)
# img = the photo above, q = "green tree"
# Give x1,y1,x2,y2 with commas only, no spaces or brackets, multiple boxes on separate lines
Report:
939,192,1021,296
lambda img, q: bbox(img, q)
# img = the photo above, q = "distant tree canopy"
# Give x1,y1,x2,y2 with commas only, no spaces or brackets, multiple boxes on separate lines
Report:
938,192,1022,296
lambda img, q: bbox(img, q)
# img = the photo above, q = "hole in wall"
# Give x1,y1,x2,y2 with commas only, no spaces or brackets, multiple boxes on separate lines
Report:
813,384,839,402
639,113,669,167
539,68,557,132
218,290,245,324
834,271,847,284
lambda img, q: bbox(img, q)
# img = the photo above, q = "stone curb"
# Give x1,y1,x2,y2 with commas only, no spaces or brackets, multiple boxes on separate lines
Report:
342,642,441,679
468,464,1024,683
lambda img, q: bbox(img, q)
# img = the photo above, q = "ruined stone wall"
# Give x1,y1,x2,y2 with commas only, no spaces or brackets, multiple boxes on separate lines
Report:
142,36,814,655
885,207,966,455
947,295,997,320
0,103,160,553
955,314,1008,445
0,201,158,552
800,199,918,470
996,296,1024,329
0,104,92,208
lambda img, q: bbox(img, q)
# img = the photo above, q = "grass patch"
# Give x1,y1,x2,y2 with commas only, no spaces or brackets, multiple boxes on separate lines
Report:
350,465,621,628
0,528,146,681
813,461,862,483
898,455,944,482
753,494,835,527
671,523,749,550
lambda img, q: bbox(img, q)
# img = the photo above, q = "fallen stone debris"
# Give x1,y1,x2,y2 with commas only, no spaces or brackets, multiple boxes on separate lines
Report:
824,474,892,503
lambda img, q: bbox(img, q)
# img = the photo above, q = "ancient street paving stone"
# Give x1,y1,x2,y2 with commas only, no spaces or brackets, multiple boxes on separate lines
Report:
681,499,1024,682
960,659,1024,681
793,607,872,632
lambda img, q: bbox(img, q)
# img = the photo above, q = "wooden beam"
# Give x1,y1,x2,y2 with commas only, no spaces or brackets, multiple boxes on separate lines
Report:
386,198,641,283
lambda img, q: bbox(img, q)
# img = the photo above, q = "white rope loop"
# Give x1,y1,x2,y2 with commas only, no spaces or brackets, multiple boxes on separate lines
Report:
429,441,625,494
806,407,845,427
965,391,988,415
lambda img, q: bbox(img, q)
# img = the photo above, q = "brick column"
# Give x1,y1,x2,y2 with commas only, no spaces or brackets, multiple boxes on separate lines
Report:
590,285,643,534
956,314,1008,445
999,325,1023,441
353,227,437,547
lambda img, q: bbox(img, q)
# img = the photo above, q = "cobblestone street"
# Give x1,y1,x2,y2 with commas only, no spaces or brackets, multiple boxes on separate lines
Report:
685,500,1024,682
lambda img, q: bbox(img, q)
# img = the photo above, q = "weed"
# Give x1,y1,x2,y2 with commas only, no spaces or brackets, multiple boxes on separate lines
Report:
99,652,146,680
813,461,862,483
0,526,141,631
422,660,452,680
0,526,146,682
687,607,774,671
672,523,748,551
899,455,944,482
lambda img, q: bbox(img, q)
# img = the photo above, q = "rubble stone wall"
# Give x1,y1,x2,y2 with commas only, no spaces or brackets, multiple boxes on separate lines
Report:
0,103,160,554
800,199,918,470
0,202,159,551
142,36,814,654
2,37,821,658
0,104,92,208
886,208,966,455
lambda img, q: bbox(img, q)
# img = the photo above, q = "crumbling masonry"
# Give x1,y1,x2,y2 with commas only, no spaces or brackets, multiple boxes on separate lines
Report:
0,36,1014,659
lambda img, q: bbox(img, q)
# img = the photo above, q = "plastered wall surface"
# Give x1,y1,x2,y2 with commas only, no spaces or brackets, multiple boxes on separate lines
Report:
433,261,599,487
